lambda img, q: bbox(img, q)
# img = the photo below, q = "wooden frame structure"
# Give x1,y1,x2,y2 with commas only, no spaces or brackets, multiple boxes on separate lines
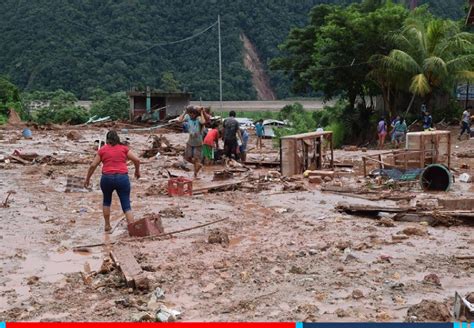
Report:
280,131,334,176
362,130,451,176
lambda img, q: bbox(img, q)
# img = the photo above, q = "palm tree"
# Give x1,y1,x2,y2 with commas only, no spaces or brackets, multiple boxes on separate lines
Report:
370,17,474,116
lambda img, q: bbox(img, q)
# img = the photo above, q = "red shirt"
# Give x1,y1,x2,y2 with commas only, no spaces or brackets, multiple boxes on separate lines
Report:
203,129,219,146
98,144,129,174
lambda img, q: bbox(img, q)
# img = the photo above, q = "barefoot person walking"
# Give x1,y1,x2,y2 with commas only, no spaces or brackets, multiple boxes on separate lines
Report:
84,130,140,232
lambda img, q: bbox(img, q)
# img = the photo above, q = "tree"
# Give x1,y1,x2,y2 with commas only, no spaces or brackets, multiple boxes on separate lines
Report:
160,72,181,92
89,92,129,121
372,16,474,114
272,1,408,109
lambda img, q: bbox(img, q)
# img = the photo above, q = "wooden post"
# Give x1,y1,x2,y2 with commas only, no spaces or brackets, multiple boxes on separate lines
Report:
378,154,383,169
447,131,451,169
420,135,425,168
363,157,367,177
329,133,334,168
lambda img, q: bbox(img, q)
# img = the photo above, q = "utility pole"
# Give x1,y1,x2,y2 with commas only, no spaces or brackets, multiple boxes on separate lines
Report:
218,15,223,111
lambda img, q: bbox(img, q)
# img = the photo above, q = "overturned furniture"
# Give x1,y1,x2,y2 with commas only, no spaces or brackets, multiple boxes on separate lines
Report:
280,131,334,176
362,130,451,176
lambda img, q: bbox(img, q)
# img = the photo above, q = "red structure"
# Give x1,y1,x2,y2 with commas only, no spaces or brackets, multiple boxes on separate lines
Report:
168,177,193,196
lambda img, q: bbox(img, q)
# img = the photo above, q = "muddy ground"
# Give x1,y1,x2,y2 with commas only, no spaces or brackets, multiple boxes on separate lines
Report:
0,124,473,322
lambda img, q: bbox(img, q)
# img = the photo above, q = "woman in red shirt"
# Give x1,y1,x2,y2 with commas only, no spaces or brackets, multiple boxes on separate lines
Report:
84,130,140,232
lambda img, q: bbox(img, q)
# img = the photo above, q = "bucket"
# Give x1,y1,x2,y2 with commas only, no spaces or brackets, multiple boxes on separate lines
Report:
420,164,453,192
22,128,32,139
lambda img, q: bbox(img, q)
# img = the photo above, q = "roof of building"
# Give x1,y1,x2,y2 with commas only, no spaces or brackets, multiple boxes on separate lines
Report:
127,90,192,97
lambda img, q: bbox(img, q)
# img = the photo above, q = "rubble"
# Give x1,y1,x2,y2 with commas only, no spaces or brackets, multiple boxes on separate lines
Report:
405,300,451,322
1,124,473,322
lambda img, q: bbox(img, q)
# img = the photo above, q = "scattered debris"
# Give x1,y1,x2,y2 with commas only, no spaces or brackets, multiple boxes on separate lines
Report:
405,300,451,322
208,229,229,246
423,273,441,286
110,246,150,291
66,130,83,141
1,190,16,208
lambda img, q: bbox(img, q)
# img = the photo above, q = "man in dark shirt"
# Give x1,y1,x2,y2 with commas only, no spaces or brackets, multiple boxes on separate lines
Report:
223,111,242,159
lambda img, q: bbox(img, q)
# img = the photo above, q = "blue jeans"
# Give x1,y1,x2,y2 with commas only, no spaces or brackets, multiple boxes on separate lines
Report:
100,174,131,212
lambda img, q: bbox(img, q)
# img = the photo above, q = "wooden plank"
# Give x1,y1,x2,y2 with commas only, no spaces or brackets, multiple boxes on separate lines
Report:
336,202,415,214
9,155,30,164
438,199,474,211
110,246,143,288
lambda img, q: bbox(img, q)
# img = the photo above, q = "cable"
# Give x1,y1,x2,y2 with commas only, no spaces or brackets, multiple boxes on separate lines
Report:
116,20,218,58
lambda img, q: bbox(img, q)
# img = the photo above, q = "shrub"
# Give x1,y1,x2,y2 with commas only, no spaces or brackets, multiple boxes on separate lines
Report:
325,122,345,148
90,92,128,121
53,106,88,125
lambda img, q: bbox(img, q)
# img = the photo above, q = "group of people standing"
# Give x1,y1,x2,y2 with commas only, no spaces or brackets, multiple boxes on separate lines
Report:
377,115,408,149
377,104,472,149
178,106,253,178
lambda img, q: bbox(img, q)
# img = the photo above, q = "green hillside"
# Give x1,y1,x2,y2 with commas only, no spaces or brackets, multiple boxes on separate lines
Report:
0,0,467,100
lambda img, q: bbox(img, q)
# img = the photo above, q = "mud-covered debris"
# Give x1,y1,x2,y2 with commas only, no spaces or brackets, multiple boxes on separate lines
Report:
99,257,115,274
159,206,184,218
405,300,451,322
145,184,167,196
26,276,40,285
208,229,229,246
378,217,395,227
401,226,427,236
335,308,349,317
66,131,82,141
335,241,352,250
466,292,474,303
131,312,153,322
352,289,364,299
423,273,441,286
156,305,181,322
289,265,306,274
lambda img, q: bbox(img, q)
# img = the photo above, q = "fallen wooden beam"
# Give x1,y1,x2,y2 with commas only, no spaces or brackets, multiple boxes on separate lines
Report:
110,245,148,290
243,160,280,167
336,202,415,214
9,155,30,164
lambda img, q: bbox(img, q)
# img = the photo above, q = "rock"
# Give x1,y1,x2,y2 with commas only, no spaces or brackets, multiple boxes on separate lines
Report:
289,265,306,274
66,130,82,141
466,292,474,303
335,241,352,250
324,176,332,182
240,271,250,282
335,308,349,317
155,305,181,322
378,218,395,227
405,300,451,322
308,249,318,255
26,276,40,285
208,229,229,246
308,176,323,184
423,273,441,286
402,226,427,236
376,311,392,321
352,289,364,299
131,312,153,322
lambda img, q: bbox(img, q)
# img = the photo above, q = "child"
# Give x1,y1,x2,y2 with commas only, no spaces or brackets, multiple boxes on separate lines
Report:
255,119,264,149
239,128,249,162
202,123,220,165
377,117,387,149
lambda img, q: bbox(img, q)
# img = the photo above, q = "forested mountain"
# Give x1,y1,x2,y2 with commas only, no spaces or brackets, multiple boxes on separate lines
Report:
0,0,467,100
